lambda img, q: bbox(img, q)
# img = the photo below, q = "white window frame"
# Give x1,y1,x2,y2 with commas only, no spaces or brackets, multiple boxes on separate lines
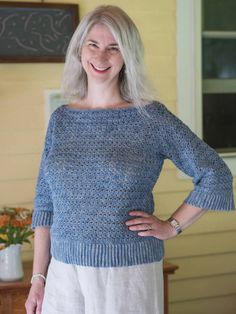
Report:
176,0,236,178
44,89,68,126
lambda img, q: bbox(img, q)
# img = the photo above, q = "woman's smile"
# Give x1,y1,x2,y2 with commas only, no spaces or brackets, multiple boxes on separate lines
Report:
90,63,111,73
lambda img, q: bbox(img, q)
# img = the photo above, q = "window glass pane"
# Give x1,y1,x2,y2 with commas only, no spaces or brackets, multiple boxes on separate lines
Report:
203,39,236,78
203,0,236,31
203,93,236,152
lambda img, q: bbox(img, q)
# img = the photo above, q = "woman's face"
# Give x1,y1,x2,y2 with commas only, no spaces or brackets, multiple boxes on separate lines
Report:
81,23,124,86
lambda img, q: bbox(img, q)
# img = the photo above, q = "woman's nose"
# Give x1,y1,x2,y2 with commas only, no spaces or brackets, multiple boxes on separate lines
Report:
94,50,108,62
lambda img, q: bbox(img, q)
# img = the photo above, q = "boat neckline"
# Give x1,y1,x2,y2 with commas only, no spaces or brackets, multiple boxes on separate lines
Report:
63,102,153,113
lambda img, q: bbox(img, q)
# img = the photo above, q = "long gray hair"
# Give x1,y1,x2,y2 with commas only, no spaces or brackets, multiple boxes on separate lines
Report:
61,5,155,112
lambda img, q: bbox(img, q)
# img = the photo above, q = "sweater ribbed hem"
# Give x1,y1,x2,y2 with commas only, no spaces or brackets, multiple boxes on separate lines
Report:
31,210,53,229
51,237,164,267
184,190,235,211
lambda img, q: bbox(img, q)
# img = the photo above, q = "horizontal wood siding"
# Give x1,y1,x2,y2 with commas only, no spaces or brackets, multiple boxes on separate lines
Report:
0,0,235,313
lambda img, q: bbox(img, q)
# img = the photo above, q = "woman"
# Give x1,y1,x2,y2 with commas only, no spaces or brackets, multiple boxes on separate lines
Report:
25,5,235,314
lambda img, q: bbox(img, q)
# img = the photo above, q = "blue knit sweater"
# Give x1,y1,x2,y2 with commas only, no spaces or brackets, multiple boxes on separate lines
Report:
32,101,235,267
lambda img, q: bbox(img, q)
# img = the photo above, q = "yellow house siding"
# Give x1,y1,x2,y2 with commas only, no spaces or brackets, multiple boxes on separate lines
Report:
169,295,236,314
155,162,236,313
0,0,235,313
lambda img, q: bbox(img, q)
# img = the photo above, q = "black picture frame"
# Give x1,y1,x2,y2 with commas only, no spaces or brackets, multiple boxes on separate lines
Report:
0,1,79,62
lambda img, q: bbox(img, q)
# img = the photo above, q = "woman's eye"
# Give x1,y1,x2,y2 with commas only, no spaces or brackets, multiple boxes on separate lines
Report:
108,47,120,53
89,43,98,48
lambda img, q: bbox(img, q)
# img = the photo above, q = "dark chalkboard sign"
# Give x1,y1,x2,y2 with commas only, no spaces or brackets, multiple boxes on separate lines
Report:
0,2,79,62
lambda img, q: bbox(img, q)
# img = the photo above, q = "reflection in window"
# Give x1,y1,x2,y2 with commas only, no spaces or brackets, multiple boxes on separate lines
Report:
202,0,236,153
203,94,236,152
203,39,236,79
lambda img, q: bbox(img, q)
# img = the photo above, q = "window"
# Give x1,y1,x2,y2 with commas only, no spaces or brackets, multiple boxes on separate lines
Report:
202,0,236,154
177,0,236,177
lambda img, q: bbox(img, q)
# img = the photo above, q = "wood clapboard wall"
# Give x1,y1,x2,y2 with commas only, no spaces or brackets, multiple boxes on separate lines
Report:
0,0,235,313
154,161,236,314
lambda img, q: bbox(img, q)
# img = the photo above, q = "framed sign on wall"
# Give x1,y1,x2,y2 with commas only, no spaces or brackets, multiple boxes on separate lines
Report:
0,1,79,62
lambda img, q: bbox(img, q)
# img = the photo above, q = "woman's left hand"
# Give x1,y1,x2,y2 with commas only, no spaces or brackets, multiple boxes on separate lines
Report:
125,210,177,240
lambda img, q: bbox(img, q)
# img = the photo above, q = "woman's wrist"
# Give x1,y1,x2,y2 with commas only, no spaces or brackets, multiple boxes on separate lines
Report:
162,220,179,239
166,217,182,235
31,273,46,285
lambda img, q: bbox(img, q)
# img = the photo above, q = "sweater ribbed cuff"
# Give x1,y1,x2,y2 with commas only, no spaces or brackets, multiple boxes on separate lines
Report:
184,190,235,211
31,210,53,229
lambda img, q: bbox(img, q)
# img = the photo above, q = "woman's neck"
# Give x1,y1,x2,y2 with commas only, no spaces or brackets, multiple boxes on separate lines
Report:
71,83,129,109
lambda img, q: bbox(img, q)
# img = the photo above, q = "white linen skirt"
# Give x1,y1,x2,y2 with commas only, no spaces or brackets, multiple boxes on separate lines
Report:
42,256,164,314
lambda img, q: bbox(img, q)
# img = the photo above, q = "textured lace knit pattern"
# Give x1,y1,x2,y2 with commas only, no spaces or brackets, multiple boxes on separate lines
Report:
32,101,235,267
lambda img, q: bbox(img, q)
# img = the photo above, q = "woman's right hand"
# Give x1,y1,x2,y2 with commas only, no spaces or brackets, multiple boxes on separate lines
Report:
25,279,45,314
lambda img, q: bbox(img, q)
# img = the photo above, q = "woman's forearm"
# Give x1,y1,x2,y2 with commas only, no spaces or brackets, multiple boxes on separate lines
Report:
32,226,51,276
25,226,51,312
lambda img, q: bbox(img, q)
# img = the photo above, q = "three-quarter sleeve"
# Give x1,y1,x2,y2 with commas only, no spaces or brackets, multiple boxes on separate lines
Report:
31,112,56,229
155,102,235,211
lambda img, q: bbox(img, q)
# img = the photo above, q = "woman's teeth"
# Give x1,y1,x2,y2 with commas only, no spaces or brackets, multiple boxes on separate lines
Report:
91,64,110,71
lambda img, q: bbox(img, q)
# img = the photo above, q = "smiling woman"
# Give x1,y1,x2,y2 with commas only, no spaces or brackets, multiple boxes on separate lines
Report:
25,4,235,314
